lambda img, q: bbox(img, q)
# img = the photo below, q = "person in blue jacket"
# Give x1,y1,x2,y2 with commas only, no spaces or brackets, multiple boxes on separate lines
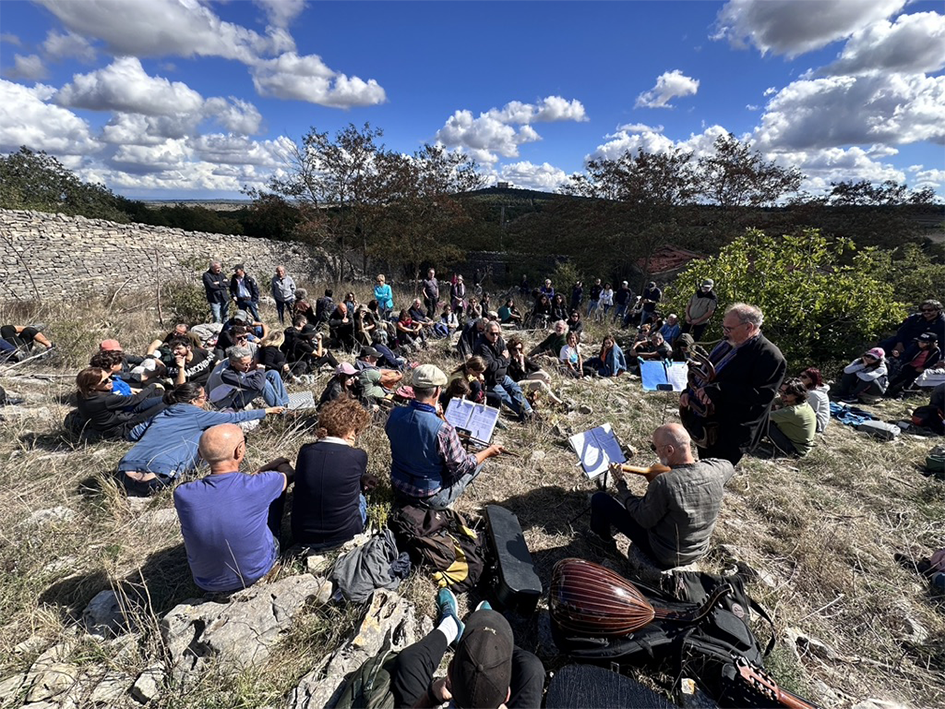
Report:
116,382,284,496
583,333,628,377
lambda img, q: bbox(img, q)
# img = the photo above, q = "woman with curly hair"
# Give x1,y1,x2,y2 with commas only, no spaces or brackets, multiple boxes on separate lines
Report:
292,397,376,548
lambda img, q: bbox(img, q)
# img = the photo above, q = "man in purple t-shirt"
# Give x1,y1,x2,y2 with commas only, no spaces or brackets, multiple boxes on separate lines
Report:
174,424,294,593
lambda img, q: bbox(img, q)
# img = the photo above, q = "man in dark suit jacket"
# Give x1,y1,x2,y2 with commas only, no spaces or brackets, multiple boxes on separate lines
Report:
680,303,786,465
474,321,534,422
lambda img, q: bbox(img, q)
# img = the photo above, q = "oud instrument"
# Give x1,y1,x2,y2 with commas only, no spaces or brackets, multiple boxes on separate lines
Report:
550,558,731,637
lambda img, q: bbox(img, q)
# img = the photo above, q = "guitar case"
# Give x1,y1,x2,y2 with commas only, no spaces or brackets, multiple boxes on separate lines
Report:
484,505,542,615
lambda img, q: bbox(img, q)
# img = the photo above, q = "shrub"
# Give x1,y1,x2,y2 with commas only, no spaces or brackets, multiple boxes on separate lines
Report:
666,228,905,369
165,280,208,324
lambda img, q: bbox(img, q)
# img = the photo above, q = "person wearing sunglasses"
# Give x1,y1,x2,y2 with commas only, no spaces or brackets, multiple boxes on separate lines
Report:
876,299,944,360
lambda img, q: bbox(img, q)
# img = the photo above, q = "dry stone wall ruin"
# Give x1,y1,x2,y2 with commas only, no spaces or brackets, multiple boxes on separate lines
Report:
0,209,328,300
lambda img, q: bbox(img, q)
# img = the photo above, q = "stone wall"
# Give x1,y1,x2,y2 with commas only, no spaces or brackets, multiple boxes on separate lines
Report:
0,209,328,300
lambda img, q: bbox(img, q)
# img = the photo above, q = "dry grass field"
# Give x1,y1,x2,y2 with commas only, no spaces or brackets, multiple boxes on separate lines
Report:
0,289,942,709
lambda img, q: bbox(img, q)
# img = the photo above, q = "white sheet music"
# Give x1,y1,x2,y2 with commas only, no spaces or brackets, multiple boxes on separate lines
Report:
444,398,500,444
568,423,627,478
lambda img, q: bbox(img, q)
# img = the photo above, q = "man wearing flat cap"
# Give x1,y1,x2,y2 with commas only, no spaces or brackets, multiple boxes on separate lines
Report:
385,364,504,509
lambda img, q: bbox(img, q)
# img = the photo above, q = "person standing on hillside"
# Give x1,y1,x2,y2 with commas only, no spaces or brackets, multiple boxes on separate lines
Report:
587,278,603,318
683,279,718,341
230,263,261,321
203,260,229,323
422,268,440,319
271,265,296,325
680,303,786,465
613,281,634,324
640,281,662,327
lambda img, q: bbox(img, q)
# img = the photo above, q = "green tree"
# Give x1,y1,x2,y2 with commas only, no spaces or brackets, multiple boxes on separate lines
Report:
697,133,802,209
666,228,905,368
563,148,698,283
0,146,129,222
268,123,386,279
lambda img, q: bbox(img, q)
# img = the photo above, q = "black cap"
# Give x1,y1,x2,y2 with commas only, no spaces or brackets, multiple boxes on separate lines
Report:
300,324,318,337
360,346,382,358
450,610,514,709
918,332,938,343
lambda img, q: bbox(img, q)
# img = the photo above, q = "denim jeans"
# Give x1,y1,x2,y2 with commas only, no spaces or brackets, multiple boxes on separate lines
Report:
236,299,261,321
210,301,229,324
231,370,289,409
491,375,532,418
422,463,485,510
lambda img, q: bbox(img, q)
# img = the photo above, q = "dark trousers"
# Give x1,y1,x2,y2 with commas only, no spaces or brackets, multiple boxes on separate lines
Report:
590,492,673,570
275,300,294,325
886,365,920,397
768,423,799,457
682,321,708,342
697,440,744,466
391,629,544,709
837,372,884,399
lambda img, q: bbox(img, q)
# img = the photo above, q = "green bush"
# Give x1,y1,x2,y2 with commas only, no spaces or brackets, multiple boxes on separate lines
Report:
165,280,209,324
666,228,905,369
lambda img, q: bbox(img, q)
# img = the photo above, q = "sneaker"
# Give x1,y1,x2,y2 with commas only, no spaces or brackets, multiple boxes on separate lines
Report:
435,587,465,647
582,529,618,556
474,599,493,612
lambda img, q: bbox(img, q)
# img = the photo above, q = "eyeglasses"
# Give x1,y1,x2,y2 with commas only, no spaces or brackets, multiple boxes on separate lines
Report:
721,322,748,333
921,308,939,313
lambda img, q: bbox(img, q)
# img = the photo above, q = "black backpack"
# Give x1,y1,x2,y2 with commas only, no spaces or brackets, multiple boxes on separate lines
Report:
552,571,780,707
388,505,489,592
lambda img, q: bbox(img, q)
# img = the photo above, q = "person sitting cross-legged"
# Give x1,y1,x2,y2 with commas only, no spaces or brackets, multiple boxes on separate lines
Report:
174,423,294,594
385,365,505,509
766,378,817,458
475,321,534,422
588,423,734,569
292,398,376,549
206,344,289,410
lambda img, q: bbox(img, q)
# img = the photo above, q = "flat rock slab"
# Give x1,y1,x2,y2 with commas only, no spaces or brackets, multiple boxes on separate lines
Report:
289,589,426,709
161,574,323,682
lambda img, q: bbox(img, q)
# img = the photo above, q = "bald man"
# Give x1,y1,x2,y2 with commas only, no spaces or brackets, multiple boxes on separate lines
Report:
173,424,294,593
588,423,734,569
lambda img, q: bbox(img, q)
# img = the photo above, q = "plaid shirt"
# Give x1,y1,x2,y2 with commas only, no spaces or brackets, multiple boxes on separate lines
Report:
391,401,478,498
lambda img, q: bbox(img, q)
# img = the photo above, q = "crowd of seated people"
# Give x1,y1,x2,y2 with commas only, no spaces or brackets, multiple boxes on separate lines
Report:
41,258,945,677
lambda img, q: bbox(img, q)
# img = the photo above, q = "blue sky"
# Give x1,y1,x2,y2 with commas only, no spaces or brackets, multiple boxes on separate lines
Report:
1,0,942,199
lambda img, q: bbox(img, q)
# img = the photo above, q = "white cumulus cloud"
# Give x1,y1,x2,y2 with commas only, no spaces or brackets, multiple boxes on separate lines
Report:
253,0,307,28
193,133,295,167
434,96,587,162
913,167,945,190
755,73,945,150
635,70,699,109
821,11,945,76
5,54,48,81
250,52,386,107
714,0,905,56
775,145,906,194
42,29,96,63
498,161,570,192
590,124,730,162
36,0,292,64
56,57,205,116
0,79,98,154
204,97,264,135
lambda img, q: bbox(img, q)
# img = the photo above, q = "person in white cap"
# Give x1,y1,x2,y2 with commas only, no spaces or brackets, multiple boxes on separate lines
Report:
385,364,504,509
